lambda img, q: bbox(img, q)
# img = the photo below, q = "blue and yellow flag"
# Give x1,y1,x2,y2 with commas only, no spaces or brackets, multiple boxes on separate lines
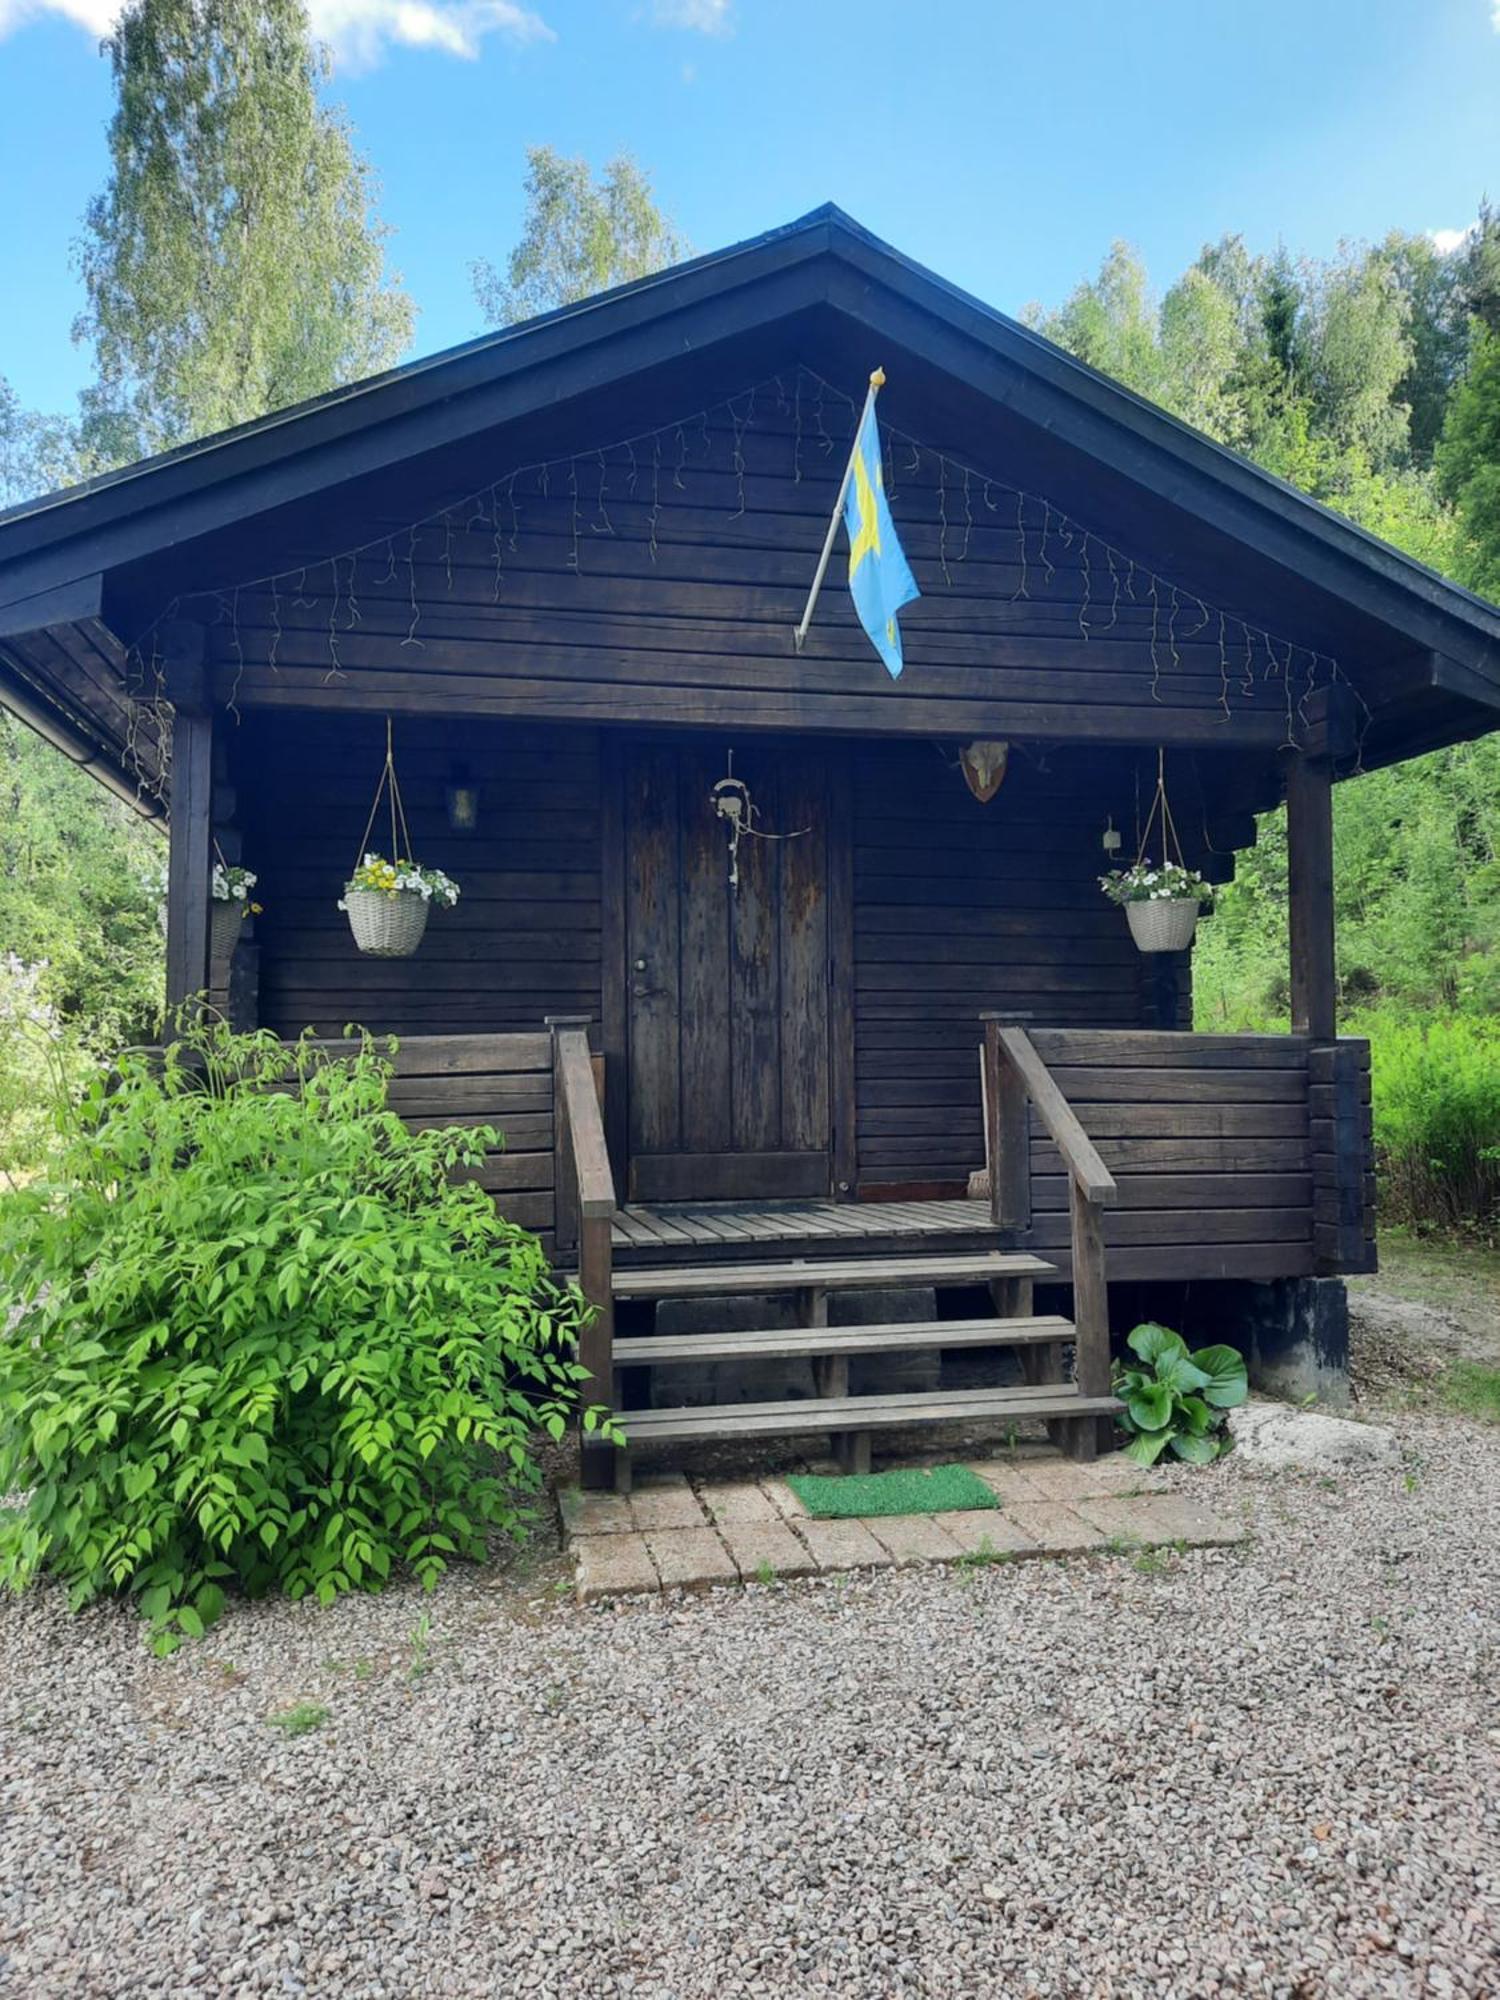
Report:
843,389,919,678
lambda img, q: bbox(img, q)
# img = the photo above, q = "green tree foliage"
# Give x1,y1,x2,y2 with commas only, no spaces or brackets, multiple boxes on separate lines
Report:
1436,327,1500,601
471,146,690,326
0,1022,611,1650
75,0,414,464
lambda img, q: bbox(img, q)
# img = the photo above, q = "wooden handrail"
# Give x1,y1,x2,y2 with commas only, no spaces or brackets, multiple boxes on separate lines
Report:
993,1025,1117,1206
548,1018,616,1487
981,1015,1116,1449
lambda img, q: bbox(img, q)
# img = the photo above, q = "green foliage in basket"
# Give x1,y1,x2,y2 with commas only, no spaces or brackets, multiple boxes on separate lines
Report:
1113,1322,1248,1465
0,1017,612,1653
1100,860,1213,907
342,853,459,908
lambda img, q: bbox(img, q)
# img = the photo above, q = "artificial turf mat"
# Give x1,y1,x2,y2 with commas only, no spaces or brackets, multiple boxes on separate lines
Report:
786,1463,999,1519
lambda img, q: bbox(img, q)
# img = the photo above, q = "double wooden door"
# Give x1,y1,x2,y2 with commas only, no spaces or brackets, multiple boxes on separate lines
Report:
622,739,835,1203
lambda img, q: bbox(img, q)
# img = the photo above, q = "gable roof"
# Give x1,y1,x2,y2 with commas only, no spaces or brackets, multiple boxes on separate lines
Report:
0,204,1496,784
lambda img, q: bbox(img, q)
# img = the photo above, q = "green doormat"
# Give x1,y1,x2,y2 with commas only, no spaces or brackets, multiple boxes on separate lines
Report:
786,1463,998,1520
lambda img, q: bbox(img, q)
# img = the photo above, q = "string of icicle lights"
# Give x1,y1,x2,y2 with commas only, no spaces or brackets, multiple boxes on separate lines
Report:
129,365,1359,789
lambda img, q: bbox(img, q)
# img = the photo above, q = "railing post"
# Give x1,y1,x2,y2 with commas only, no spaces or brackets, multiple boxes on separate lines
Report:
548,1016,616,1491
547,1015,586,1260
981,1012,1032,1231
1066,1179,1110,1464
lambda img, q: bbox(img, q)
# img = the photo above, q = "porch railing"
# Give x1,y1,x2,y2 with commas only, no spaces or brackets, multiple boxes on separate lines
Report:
982,1013,1117,1417
548,1017,617,1424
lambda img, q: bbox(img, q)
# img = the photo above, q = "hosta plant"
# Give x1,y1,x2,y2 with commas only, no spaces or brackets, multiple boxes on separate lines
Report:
0,1017,613,1653
1113,1322,1248,1465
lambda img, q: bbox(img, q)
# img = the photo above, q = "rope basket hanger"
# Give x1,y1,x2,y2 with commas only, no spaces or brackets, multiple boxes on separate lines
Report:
353,715,415,876
1135,747,1188,874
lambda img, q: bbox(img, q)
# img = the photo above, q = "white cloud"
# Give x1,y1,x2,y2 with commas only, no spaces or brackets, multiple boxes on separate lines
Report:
311,0,552,65
652,0,733,32
0,0,116,36
0,0,554,65
1431,225,1476,255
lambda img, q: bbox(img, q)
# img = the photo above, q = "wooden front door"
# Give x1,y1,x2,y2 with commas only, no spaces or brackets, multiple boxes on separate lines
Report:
623,738,834,1202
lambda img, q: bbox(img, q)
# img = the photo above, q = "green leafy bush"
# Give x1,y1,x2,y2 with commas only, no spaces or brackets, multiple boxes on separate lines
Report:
1360,1014,1500,1234
1113,1323,1248,1465
0,1019,609,1650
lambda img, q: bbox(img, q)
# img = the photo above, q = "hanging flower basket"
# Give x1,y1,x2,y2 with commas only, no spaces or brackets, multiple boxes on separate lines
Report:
1125,894,1203,953
339,721,462,958
1099,751,1211,955
210,861,260,963
342,878,434,958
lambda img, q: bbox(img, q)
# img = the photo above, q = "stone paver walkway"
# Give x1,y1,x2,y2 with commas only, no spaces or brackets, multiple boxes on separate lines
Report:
560,1448,1246,1601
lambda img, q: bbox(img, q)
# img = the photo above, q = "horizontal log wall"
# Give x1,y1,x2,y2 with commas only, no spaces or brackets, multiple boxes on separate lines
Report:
1028,1029,1319,1281
851,743,1184,1190
1309,1037,1377,1274
239,712,602,1041
201,410,1318,747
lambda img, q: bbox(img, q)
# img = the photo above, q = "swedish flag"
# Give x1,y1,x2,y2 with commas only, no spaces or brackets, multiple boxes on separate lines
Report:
843,384,919,678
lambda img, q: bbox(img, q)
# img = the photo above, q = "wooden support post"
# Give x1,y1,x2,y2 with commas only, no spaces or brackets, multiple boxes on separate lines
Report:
1286,751,1336,1041
981,1013,1032,1232
547,1015,588,1260
162,625,212,1017
1066,1178,1109,1462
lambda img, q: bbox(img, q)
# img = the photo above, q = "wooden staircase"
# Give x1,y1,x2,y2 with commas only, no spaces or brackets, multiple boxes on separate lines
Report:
548,1016,1125,1493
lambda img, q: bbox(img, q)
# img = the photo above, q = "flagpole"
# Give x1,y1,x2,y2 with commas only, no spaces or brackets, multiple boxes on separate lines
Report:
792,366,885,653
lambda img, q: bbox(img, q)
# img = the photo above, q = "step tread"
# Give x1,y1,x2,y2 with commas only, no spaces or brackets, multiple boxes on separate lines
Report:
611,1250,1056,1301
617,1382,1121,1443
614,1315,1077,1366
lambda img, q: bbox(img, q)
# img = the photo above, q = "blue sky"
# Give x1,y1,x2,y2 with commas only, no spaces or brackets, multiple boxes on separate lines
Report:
1,0,1497,417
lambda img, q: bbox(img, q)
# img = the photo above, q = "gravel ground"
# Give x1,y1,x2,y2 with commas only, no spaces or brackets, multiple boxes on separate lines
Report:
1,1415,1497,1999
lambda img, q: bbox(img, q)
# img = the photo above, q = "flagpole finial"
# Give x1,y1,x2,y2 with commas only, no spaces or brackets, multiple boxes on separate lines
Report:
869,367,886,389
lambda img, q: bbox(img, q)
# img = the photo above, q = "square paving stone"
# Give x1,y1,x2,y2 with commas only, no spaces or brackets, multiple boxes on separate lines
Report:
629,1480,710,1533
574,1533,660,1603
719,1521,820,1581
761,1479,809,1521
558,1488,636,1538
1017,1455,1165,1501
963,1461,1052,1505
797,1517,892,1570
863,1515,965,1564
937,1510,1038,1558
701,1482,782,1526
645,1528,740,1591
1075,1494,1245,1548
1005,1502,1107,1554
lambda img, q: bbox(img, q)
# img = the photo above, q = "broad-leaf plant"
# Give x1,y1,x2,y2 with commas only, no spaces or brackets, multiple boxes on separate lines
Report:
0,1017,614,1651
1114,1322,1248,1465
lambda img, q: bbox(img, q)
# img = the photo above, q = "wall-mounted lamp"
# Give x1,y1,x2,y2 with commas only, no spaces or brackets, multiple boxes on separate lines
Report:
1102,815,1123,856
444,763,481,832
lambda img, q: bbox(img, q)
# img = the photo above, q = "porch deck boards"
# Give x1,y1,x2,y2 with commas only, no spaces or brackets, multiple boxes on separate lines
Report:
611,1197,996,1261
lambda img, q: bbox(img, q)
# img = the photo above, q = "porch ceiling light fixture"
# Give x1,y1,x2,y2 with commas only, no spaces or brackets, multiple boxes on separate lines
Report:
959,739,1009,804
444,763,481,833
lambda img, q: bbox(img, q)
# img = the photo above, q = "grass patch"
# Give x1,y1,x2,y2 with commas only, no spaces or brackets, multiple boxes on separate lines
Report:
1439,1361,1500,1423
786,1463,997,1520
268,1701,329,1737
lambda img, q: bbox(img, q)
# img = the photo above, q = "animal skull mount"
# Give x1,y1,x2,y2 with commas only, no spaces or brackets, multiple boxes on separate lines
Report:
710,750,809,889
959,739,1010,804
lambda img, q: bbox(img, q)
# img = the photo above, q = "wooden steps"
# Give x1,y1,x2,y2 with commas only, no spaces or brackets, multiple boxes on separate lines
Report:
614,1313,1077,1367
594,1236,1109,1494
616,1382,1120,1444
611,1250,1056,1301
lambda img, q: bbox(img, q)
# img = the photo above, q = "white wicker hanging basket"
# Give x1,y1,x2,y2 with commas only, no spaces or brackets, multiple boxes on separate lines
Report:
1126,897,1201,954
210,899,245,964
345,887,430,958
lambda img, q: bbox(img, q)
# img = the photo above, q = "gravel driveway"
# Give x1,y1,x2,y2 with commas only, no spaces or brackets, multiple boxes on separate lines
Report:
1,1413,1496,1999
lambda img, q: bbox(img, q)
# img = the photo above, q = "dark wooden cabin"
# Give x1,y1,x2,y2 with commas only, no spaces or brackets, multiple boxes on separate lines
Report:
2,207,1497,1484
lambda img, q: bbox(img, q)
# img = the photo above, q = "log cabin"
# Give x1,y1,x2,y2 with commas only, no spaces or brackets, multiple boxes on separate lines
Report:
2,206,1497,1487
